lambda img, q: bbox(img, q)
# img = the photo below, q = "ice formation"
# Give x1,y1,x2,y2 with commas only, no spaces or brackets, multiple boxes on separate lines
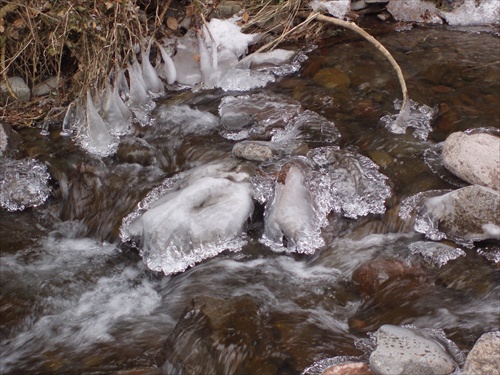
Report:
308,146,391,219
309,0,351,19
121,161,254,275
387,0,500,26
408,241,465,268
380,99,436,140
263,162,325,254
0,158,52,211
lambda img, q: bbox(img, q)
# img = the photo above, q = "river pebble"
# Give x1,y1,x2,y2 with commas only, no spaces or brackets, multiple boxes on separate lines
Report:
369,325,457,375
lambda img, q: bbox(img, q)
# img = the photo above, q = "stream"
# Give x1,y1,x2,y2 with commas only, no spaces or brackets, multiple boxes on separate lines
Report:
1,25,499,374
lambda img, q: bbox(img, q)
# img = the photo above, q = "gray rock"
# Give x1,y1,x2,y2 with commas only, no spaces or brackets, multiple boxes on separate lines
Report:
32,76,62,97
421,184,500,242
0,123,7,157
0,76,31,103
232,141,274,162
369,325,457,375
443,131,500,191
213,1,242,19
463,331,500,375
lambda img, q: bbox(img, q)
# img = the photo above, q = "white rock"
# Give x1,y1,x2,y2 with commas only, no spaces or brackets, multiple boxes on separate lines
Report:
369,325,457,375
443,131,500,191
0,76,30,102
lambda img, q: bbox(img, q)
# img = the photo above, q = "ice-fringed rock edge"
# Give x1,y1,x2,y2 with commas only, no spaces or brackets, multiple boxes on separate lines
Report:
120,160,254,275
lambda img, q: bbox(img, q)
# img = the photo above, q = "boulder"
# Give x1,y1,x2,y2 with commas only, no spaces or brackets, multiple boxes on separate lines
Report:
443,131,500,191
420,184,500,242
462,331,500,375
369,325,457,375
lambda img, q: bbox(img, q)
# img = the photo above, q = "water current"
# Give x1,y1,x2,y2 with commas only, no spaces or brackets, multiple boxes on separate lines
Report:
1,25,499,374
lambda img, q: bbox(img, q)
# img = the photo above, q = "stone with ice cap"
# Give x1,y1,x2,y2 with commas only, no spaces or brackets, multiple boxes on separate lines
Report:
126,175,254,275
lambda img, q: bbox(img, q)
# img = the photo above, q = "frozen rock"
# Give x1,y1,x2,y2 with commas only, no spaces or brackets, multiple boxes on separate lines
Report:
309,0,350,19
386,0,442,24
408,241,465,268
263,162,324,254
155,104,219,136
239,49,296,69
369,325,457,375
232,141,274,162
417,184,500,244
443,131,500,191
0,76,30,103
0,158,51,211
308,147,391,219
124,173,254,275
463,331,500,375
32,76,62,97
203,18,259,58
387,0,500,26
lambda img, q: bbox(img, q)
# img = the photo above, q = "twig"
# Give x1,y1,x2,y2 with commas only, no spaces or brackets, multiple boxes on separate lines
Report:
1,37,18,100
315,13,409,108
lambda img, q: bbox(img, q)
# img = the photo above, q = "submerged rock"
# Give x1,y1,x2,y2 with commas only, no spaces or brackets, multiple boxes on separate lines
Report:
417,184,500,244
163,295,289,375
443,131,500,191
322,362,374,375
462,331,500,375
232,141,274,162
369,325,457,375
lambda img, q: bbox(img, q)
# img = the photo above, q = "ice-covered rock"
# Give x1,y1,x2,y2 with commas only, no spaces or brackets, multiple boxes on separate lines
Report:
203,18,259,58
155,104,219,136
263,162,324,254
239,49,296,69
387,0,500,26
369,325,458,375
0,158,51,211
308,147,391,219
415,185,500,245
463,331,500,375
309,0,351,19
443,131,500,191
218,93,302,140
121,162,254,275
408,241,465,268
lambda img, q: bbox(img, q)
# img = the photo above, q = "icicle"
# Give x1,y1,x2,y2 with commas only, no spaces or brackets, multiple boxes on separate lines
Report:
103,81,131,136
197,33,219,87
127,64,150,107
157,43,177,85
116,66,130,100
62,99,85,136
141,43,165,95
85,91,115,155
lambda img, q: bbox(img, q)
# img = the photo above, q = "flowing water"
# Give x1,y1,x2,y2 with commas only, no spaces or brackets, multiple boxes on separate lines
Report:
1,25,499,374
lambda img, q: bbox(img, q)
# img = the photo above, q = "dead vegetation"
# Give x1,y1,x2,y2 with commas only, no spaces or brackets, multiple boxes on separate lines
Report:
0,0,397,128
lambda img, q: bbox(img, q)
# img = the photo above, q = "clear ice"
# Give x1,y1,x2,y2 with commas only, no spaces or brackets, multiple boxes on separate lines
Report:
0,158,52,211
380,99,436,140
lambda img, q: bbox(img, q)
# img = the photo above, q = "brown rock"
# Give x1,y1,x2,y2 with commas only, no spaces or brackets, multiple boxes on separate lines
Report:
323,362,374,375
313,68,350,90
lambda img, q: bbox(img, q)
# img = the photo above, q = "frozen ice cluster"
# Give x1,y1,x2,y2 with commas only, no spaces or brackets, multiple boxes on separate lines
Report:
120,92,393,274
63,18,304,157
0,158,51,211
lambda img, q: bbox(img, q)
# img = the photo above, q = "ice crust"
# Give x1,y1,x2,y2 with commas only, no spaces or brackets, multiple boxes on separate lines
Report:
121,161,254,275
0,158,51,211
380,99,436,140
409,241,465,267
